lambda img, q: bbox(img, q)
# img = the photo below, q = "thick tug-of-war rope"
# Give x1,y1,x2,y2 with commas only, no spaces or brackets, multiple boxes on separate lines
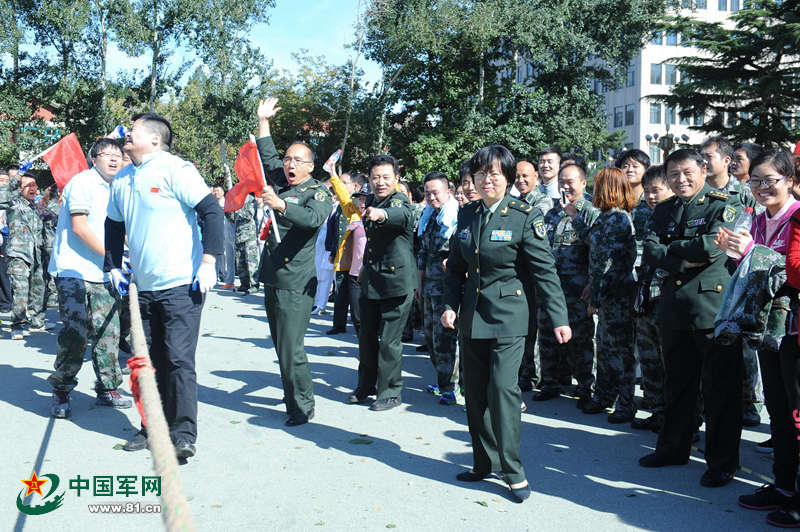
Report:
127,283,196,531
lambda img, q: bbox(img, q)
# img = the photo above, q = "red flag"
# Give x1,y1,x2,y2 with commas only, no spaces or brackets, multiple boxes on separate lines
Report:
41,133,89,191
224,141,266,213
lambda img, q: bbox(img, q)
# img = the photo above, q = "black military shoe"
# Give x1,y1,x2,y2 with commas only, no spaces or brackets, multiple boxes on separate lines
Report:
608,410,635,424
370,397,401,411
326,328,346,335
581,399,608,414
347,387,376,404
631,413,663,431
767,500,800,528
456,470,489,482
638,452,689,468
285,410,314,426
531,388,560,402
174,440,196,459
700,469,734,487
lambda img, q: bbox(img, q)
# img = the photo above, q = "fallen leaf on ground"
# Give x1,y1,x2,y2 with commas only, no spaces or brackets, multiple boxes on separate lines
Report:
475,501,488,507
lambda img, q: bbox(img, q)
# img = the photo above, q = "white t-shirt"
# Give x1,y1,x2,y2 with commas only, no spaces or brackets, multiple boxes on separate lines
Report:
48,167,110,283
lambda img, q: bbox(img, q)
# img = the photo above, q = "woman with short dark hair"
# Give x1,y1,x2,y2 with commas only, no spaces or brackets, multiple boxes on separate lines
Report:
441,144,571,502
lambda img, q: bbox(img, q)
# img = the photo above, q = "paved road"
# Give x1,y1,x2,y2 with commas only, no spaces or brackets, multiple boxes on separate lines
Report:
1,288,777,531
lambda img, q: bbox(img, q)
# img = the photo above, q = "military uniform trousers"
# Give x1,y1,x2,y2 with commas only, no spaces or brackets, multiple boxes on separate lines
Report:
8,256,46,328
594,288,636,415
264,279,317,418
538,291,595,395
234,239,260,288
657,330,743,474
41,245,57,305
742,341,763,414
357,294,413,400
518,291,539,389
461,334,527,485
634,312,665,413
137,284,204,444
759,335,800,491
47,277,123,393
422,294,459,393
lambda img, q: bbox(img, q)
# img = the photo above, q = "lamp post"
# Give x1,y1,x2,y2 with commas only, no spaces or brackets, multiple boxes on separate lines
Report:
645,125,692,163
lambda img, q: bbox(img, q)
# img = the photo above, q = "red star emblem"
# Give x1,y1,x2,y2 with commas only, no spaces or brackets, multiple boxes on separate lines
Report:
21,471,48,497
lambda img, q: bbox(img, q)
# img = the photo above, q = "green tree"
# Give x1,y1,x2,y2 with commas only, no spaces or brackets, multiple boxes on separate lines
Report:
364,0,666,179
650,0,800,145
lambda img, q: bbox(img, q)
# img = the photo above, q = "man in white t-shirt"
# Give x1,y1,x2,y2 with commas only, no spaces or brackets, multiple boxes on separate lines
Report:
48,138,132,418
105,112,224,460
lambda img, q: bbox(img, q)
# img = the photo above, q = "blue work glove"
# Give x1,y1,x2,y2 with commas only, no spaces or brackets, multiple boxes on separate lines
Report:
110,268,130,296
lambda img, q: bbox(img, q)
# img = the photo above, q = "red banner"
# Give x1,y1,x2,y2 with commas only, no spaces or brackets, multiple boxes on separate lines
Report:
224,141,266,213
41,133,89,191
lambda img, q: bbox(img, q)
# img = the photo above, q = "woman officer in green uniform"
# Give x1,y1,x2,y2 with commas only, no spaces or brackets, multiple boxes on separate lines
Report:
441,145,571,502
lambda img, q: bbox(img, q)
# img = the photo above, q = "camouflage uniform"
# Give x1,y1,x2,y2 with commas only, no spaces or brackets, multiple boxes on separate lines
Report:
632,200,665,412
712,177,762,416
46,277,123,392
417,210,459,393
41,198,60,304
0,178,46,328
227,194,259,289
588,208,637,415
404,202,426,338
518,189,554,388
538,196,598,396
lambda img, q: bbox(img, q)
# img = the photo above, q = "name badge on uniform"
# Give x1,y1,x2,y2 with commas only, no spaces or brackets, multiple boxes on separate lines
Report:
285,196,299,204
687,218,706,228
490,229,512,242
458,228,471,240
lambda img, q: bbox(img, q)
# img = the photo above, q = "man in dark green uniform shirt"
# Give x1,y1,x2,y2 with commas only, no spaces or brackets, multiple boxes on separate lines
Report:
638,149,743,488
348,154,417,411
255,98,332,426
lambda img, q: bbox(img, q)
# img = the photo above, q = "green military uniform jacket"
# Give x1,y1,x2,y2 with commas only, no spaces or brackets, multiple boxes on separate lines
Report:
360,190,417,300
643,183,737,331
255,140,332,290
521,188,553,217
443,194,568,339
0,177,43,264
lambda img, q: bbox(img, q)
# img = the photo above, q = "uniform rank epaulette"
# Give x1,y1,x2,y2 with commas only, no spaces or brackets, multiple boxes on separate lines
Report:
507,200,533,214
707,190,729,201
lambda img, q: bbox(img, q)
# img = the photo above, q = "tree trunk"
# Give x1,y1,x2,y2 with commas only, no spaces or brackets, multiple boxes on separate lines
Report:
98,1,107,114
340,1,366,169
149,0,160,112
478,52,485,110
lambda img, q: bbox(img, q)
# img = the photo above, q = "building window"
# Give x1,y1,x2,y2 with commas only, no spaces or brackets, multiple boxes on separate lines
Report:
614,106,624,128
626,65,635,87
693,111,704,126
650,103,662,124
666,105,676,125
680,108,692,125
665,64,678,85
650,32,663,45
666,32,678,46
650,63,662,84
697,0,707,7
625,104,635,126
730,0,739,10
681,0,691,6
718,0,727,10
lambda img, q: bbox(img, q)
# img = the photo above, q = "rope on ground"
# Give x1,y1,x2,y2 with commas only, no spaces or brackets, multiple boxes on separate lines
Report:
128,283,195,532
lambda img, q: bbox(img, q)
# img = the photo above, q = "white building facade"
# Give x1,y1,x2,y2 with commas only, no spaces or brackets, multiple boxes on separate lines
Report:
600,1,734,162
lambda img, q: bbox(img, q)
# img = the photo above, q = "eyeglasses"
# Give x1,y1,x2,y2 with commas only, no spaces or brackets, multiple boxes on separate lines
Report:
748,175,787,188
96,153,122,161
282,157,311,165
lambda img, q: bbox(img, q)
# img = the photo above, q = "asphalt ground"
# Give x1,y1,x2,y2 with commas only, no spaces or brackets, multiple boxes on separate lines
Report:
0,287,779,531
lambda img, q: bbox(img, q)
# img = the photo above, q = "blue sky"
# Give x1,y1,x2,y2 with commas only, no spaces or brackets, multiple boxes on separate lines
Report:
105,0,383,87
